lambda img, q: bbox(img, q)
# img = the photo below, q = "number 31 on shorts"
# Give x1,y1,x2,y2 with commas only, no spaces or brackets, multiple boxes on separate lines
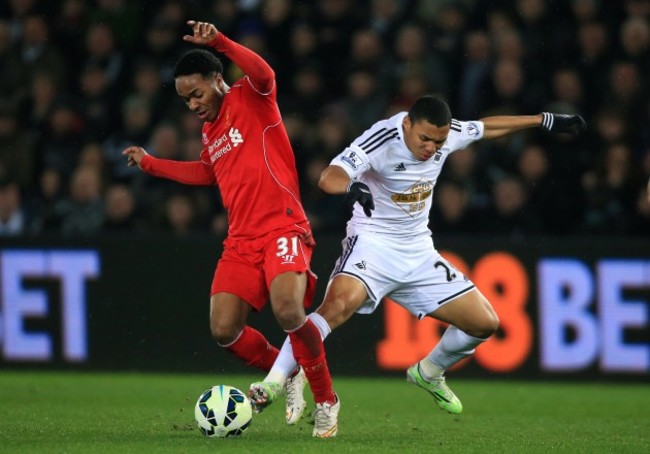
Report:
276,236,299,258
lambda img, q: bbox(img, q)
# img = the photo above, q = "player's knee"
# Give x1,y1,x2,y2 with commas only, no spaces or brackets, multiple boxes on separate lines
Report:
469,312,500,339
210,320,240,345
272,302,305,331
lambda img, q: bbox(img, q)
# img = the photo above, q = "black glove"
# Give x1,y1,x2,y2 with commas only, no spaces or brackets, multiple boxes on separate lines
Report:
345,181,375,217
541,112,587,135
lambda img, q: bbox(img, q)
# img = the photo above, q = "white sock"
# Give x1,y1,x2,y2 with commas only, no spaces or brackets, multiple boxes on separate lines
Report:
419,325,486,380
264,336,296,385
263,313,331,385
307,312,331,339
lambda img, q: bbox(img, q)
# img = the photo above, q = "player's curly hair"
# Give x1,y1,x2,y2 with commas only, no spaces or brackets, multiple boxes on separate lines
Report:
173,49,223,78
408,95,452,127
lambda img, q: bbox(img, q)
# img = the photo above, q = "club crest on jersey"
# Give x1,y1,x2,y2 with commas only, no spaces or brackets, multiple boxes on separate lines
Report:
354,261,367,271
202,133,208,144
341,150,363,170
433,151,442,162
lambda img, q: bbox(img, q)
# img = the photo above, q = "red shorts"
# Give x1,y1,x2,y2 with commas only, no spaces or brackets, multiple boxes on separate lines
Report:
211,226,317,311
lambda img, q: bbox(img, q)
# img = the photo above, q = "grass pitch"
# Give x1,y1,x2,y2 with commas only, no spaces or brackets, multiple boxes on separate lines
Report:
0,371,648,453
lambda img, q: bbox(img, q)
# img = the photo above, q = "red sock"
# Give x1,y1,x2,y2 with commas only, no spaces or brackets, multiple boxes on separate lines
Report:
223,326,279,371
289,319,336,404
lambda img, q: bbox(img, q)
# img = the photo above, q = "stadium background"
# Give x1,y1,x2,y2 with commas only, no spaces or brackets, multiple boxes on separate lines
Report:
0,0,648,380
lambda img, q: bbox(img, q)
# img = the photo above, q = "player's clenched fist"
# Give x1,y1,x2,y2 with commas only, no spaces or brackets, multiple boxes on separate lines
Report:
540,112,587,135
183,20,219,46
122,146,148,169
346,182,375,217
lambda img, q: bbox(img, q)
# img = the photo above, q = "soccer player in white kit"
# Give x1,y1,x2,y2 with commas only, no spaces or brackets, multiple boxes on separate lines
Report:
250,96,586,427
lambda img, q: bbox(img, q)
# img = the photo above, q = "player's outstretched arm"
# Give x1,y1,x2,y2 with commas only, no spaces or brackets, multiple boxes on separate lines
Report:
183,20,274,94
122,146,215,186
480,113,586,140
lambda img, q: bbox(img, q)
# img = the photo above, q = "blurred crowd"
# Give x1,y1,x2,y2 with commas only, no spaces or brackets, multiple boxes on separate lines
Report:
0,0,649,239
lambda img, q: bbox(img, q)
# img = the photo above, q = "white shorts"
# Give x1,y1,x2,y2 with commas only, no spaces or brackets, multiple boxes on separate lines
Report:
330,233,476,319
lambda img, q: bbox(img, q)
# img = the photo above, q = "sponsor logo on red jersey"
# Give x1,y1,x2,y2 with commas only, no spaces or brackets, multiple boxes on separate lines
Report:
206,127,244,163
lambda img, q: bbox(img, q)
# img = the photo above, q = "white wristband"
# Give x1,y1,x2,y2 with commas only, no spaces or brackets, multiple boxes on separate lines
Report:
541,112,554,130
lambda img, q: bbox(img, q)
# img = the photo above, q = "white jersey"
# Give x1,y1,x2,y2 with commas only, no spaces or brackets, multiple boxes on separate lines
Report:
331,112,484,238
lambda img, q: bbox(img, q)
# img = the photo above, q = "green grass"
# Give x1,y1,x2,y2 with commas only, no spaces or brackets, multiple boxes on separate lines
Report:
0,372,648,453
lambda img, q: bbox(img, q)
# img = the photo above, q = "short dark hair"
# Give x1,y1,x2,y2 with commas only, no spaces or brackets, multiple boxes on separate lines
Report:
173,49,223,78
408,95,452,127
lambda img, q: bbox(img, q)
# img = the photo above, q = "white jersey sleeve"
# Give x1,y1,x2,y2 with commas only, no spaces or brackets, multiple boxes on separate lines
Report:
330,145,371,179
447,119,484,152
329,117,399,178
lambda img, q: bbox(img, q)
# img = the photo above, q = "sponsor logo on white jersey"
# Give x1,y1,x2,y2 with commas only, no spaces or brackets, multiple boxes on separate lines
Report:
390,181,433,216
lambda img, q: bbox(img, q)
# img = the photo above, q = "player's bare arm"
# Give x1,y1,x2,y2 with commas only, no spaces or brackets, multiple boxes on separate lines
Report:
183,20,219,46
318,165,351,195
481,112,586,140
480,115,543,139
122,146,149,169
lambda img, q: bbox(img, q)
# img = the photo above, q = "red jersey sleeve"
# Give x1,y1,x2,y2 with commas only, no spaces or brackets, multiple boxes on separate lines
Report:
209,33,274,95
140,155,216,186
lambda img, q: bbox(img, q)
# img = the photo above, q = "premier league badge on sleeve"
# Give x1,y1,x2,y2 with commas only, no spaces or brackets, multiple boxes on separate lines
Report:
467,122,480,137
341,150,363,170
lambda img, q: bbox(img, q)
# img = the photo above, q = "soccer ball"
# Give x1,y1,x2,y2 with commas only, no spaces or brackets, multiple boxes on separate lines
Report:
194,385,253,437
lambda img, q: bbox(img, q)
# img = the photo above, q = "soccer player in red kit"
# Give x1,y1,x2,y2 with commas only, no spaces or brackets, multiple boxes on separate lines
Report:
122,20,340,437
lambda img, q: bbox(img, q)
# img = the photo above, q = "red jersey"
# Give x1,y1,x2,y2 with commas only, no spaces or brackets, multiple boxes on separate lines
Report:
141,33,309,240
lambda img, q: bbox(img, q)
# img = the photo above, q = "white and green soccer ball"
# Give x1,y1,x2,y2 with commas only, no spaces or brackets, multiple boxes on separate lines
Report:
194,385,253,437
